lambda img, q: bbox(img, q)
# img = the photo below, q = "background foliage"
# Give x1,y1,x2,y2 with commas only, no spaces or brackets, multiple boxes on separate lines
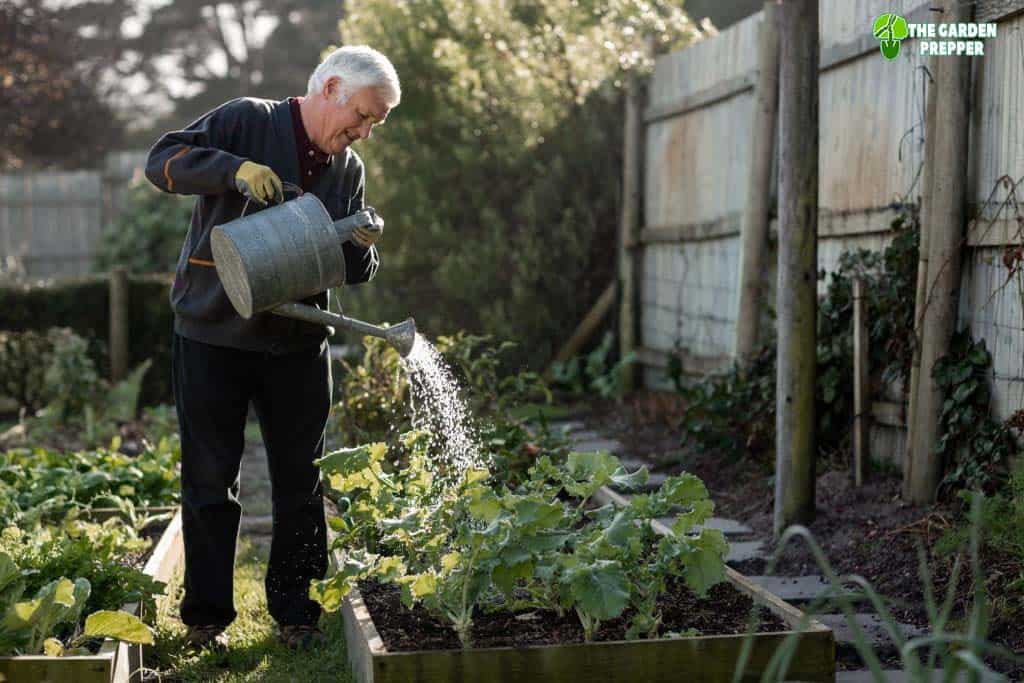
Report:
94,182,192,275
335,0,702,370
0,276,175,407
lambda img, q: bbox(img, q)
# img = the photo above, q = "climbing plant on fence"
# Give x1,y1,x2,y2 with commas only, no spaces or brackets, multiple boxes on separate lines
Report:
671,206,1022,495
672,209,920,462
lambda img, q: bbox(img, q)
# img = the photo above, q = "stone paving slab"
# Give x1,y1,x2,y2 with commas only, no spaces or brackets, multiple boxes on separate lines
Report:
572,438,624,454
744,575,859,603
656,516,755,537
836,670,1001,682
568,429,602,442
816,613,926,648
550,420,586,434
725,540,767,564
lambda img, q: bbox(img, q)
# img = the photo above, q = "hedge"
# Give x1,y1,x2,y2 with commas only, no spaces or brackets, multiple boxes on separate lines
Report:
0,273,175,407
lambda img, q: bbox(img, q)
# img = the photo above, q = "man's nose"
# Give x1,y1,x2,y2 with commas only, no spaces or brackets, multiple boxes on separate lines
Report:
360,121,373,139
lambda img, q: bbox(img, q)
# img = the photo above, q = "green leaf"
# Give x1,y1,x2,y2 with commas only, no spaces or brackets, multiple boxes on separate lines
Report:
376,557,407,582
463,469,490,486
5,599,44,630
83,611,154,645
569,561,629,621
610,466,649,491
952,381,978,404
603,510,639,548
492,561,532,598
467,487,502,522
310,575,353,612
658,473,709,508
380,509,421,532
406,573,438,600
968,346,990,367
566,451,620,481
43,637,64,656
671,499,715,534
0,551,19,593
512,497,564,530
316,444,386,476
682,530,728,596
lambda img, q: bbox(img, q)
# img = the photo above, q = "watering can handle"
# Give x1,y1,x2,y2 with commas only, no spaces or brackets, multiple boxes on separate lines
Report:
239,181,304,218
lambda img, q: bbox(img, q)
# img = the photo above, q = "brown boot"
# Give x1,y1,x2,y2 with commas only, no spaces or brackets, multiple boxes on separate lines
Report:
277,623,326,650
184,624,230,650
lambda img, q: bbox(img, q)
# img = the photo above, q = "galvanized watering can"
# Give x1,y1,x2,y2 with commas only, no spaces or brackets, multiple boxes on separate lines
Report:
210,192,417,356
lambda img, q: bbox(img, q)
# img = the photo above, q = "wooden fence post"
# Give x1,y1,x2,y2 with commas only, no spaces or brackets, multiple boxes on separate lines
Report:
774,0,819,538
735,1,781,365
109,266,129,383
903,50,940,499
853,277,870,487
908,0,974,504
618,62,645,393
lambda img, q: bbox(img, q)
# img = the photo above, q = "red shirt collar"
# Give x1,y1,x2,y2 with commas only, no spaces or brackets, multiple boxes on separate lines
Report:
288,97,331,166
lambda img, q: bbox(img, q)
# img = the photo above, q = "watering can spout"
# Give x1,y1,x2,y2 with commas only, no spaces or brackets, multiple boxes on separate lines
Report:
384,318,418,357
271,303,417,357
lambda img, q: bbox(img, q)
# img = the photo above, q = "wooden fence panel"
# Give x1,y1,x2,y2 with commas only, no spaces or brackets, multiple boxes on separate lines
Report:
0,151,147,280
637,0,1024,432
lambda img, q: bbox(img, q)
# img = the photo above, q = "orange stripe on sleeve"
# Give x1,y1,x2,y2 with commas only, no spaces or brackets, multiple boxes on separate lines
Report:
163,147,191,192
188,257,216,267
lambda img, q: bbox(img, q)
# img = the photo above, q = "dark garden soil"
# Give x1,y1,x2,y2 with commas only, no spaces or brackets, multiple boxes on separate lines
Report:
579,390,1024,678
359,576,788,652
119,517,171,570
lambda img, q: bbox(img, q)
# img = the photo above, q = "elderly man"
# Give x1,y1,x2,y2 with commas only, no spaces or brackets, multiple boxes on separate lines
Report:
145,45,399,650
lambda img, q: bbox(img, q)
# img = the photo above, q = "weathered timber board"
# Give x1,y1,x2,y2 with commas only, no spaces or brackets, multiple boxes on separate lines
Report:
0,508,184,683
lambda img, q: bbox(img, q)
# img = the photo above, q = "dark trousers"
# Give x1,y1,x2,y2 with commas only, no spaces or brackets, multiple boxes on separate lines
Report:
171,332,331,627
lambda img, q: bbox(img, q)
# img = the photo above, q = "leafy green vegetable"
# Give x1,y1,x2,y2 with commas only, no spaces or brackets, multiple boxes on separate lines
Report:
313,431,726,646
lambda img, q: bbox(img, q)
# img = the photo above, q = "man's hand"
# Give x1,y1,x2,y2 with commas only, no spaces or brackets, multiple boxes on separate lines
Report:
235,161,284,206
353,213,384,248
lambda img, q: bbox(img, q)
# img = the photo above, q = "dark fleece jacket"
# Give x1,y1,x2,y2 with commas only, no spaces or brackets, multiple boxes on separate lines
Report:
145,96,378,353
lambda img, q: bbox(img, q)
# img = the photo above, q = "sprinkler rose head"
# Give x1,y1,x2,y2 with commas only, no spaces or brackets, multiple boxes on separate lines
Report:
385,318,417,357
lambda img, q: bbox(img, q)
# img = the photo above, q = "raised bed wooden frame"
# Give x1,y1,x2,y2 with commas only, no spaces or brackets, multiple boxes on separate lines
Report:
335,487,836,683
0,507,184,683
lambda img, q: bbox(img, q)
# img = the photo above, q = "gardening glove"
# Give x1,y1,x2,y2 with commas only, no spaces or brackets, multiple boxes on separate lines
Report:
234,161,284,206
352,210,384,248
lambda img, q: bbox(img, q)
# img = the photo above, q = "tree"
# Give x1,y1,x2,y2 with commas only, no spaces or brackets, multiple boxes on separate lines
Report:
0,0,124,169
126,0,345,137
333,0,704,368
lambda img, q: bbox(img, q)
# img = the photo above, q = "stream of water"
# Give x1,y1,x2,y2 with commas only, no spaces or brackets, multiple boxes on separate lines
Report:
400,333,487,486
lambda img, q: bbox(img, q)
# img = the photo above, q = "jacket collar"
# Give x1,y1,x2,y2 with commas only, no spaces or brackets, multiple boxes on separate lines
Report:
275,98,350,197
273,99,302,195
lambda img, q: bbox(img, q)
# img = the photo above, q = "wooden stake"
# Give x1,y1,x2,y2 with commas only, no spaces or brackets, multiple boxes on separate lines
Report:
618,61,645,393
109,266,129,383
909,0,973,503
903,46,940,499
852,277,870,487
774,0,819,538
548,282,618,375
735,1,781,365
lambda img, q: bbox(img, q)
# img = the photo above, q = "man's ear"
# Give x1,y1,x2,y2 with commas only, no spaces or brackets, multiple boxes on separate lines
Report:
323,76,342,100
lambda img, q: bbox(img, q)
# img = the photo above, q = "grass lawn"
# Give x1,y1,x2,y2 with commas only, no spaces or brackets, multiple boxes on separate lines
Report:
148,537,354,682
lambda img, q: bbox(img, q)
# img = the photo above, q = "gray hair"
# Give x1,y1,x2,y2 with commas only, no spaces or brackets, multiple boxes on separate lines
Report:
306,45,401,106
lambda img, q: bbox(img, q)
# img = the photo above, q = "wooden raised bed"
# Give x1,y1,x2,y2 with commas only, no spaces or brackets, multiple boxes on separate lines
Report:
0,507,184,683
334,488,836,683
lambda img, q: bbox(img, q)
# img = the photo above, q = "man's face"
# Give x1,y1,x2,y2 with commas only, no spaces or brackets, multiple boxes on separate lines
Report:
320,79,390,155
